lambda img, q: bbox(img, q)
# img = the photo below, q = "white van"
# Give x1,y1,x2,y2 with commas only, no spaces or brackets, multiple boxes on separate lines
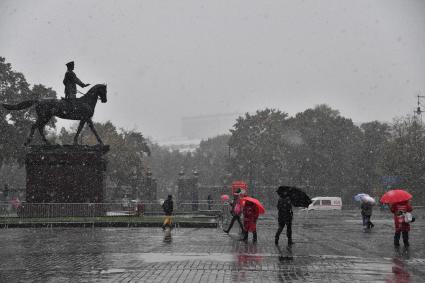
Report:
307,197,342,210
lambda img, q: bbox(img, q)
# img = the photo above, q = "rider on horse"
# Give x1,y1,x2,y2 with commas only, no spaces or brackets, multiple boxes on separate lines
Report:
3,61,107,146
63,61,90,100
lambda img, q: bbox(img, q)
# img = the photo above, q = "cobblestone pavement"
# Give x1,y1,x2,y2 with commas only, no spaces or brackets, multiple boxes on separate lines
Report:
1,210,424,282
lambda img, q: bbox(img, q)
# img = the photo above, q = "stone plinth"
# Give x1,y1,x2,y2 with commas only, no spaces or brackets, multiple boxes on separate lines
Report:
25,145,109,204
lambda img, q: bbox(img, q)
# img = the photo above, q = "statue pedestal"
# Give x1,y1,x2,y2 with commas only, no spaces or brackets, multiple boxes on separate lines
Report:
23,145,109,217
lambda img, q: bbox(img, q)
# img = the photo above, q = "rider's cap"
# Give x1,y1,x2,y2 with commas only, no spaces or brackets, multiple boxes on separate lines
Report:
66,61,74,68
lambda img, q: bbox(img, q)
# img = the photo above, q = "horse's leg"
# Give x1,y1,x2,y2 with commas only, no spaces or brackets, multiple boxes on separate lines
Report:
74,120,86,145
87,119,103,145
24,123,38,146
37,121,50,145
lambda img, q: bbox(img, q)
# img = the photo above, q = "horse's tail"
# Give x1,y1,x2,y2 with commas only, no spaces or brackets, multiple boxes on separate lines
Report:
2,100,37,111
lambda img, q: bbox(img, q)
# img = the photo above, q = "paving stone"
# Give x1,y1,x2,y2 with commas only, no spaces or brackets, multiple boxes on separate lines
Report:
0,210,424,282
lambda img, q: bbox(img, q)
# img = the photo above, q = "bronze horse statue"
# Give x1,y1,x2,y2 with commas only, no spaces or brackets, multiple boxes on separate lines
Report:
2,84,107,146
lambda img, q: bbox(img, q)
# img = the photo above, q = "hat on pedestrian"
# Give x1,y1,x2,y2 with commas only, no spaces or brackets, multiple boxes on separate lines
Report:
66,61,74,68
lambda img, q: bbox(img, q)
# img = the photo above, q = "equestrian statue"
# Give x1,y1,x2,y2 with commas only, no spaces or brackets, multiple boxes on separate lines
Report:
1,61,107,146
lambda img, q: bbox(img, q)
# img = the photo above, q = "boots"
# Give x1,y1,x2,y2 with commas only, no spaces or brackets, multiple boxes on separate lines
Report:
402,232,409,247
253,231,257,243
394,232,401,246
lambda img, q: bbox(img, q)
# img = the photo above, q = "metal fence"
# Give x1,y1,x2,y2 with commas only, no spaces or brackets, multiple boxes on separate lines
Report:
0,201,228,219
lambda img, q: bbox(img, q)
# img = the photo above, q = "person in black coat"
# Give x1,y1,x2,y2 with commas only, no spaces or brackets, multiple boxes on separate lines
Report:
162,195,174,230
275,189,294,246
361,201,374,230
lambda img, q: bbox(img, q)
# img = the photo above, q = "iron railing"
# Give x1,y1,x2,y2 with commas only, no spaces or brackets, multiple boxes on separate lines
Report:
0,201,228,219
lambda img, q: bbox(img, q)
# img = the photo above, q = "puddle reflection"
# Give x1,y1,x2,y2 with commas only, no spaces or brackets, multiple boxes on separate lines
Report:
235,243,264,266
387,247,411,283
276,245,299,282
277,245,294,262
232,243,264,282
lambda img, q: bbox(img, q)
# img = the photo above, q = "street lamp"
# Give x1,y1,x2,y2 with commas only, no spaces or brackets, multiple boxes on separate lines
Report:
3,184,9,200
130,171,137,200
415,94,425,116
146,167,152,200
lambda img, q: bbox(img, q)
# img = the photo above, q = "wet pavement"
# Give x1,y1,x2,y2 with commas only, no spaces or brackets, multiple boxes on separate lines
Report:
0,210,424,282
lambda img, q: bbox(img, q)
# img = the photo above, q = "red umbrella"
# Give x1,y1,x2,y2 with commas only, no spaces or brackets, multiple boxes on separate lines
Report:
240,197,265,214
380,189,412,204
220,194,230,203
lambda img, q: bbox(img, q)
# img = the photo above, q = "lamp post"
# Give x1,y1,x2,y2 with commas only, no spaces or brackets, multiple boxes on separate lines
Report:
130,169,138,200
192,169,199,211
130,164,144,201
146,167,152,201
226,144,234,186
3,184,9,201
414,94,425,118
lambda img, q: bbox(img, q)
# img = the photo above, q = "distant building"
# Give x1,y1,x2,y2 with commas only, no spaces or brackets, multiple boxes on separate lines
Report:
157,138,202,153
181,113,240,139
155,113,240,153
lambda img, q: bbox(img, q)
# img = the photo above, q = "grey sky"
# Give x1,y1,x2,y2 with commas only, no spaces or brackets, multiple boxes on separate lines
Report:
1,0,424,140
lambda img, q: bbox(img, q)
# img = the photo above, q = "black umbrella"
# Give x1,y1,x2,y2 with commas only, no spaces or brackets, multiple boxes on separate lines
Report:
276,186,312,208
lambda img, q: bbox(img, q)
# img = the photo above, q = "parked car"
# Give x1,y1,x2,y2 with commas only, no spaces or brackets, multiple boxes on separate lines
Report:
307,197,342,210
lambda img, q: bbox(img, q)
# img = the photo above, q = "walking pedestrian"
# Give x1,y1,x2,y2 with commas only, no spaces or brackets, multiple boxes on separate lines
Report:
275,188,293,246
223,194,244,234
361,201,374,231
207,194,213,210
162,195,173,230
241,200,259,242
136,202,144,216
390,200,413,247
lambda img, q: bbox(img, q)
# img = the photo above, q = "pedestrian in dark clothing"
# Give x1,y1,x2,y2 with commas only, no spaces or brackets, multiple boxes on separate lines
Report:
136,202,144,216
241,200,259,242
275,189,293,246
390,200,413,247
223,195,244,234
63,61,90,100
207,194,213,210
162,195,173,230
361,202,374,231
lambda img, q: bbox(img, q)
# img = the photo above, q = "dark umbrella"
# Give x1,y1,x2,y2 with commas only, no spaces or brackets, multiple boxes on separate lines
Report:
276,186,312,208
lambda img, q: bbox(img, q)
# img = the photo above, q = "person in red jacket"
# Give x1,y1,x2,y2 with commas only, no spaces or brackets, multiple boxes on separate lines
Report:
390,200,413,247
241,200,259,242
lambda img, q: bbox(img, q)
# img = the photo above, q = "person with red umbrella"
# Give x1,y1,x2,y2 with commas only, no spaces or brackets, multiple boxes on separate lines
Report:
381,189,414,247
240,197,264,243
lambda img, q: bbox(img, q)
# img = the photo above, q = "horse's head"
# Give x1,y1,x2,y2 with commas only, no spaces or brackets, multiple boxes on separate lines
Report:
87,84,107,103
98,84,107,103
